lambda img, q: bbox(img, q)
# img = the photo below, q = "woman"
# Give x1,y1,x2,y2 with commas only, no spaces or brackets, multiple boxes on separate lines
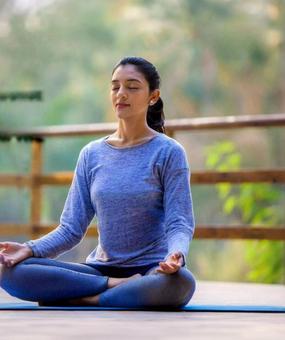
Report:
0,56,196,308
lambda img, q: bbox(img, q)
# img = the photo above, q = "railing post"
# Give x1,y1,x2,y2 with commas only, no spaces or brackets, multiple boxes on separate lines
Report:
30,139,43,238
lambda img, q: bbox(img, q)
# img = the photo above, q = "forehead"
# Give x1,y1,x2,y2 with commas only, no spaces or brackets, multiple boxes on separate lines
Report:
111,64,147,83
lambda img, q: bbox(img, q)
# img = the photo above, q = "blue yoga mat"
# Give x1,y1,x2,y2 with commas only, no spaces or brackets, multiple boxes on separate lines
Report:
0,303,284,313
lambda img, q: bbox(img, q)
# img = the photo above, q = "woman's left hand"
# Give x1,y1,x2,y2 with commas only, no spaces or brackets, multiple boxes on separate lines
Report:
155,251,184,274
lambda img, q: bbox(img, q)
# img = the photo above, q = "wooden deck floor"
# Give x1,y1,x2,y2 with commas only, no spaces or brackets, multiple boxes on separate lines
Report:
0,280,284,340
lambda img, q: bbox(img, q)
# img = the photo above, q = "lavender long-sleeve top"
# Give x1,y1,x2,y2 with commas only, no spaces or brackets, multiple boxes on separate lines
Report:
25,133,195,268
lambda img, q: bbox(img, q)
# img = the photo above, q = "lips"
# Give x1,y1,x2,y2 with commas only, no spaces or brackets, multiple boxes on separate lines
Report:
116,103,130,108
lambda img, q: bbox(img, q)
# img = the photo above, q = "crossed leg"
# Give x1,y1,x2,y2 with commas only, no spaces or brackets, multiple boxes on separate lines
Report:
0,258,196,308
0,257,134,302
95,264,196,308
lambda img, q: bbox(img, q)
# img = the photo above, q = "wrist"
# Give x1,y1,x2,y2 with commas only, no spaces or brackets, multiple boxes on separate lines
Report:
23,243,34,257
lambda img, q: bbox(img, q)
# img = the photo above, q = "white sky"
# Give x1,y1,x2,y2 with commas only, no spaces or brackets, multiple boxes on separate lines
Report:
14,0,55,12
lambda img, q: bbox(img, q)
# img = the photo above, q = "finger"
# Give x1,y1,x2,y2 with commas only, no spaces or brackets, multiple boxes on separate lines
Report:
173,255,183,266
175,253,182,260
0,253,8,260
157,263,171,271
156,267,176,274
164,260,179,267
156,268,172,274
6,260,14,267
168,254,180,264
160,260,180,272
174,253,182,261
1,257,13,267
165,263,181,273
171,261,182,268
162,262,180,270
0,243,8,250
167,263,179,270
0,257,10,267
160,263,171,270
160,266,178,274
155,268,165,273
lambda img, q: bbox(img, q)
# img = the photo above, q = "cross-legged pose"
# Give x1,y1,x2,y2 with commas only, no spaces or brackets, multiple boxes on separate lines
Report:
0,56,196,308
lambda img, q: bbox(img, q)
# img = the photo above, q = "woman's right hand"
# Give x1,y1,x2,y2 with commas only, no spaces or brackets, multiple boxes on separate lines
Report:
0,242,33,268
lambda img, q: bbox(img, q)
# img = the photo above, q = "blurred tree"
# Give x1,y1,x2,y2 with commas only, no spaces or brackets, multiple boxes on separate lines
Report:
205,140,285,283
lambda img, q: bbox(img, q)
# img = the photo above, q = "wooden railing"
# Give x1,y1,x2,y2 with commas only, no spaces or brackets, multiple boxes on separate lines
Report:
0,113,285,241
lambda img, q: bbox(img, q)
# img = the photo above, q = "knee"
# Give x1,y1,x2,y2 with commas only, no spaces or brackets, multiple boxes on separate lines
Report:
171,267,196,307
0,257,34,289
0,262,30,299
0,264,17,296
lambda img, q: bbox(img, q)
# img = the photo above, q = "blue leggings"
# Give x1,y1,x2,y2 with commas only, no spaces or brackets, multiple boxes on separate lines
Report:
0,257,196,308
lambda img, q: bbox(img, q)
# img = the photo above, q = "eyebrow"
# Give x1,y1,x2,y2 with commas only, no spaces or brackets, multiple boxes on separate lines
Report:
111,79,142,84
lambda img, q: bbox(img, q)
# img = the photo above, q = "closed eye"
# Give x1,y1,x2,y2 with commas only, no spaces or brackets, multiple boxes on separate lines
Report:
111,87,139,91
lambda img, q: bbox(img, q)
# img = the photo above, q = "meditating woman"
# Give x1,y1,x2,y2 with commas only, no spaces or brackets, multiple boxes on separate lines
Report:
0,56,196,308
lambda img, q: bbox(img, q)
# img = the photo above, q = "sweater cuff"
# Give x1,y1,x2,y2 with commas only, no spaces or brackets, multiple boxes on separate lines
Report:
23,241,36,257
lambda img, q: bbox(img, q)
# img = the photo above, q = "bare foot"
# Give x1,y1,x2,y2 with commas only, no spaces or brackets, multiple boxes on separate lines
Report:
107,273,142,288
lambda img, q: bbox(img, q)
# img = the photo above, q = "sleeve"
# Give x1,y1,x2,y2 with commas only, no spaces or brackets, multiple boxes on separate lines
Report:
161,143,195,267
24,145,96,258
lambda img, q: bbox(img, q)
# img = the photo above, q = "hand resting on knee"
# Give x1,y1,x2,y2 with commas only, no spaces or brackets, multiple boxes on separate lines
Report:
0,242,33,268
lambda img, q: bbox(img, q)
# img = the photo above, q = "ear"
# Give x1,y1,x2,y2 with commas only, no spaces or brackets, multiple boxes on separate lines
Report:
149,89,160,105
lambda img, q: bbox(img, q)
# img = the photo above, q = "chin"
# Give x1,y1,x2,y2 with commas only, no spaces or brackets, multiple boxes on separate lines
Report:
116,111,133,119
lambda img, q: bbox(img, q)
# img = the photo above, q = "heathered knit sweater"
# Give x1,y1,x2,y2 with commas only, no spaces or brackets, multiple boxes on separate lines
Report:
25,133,195,268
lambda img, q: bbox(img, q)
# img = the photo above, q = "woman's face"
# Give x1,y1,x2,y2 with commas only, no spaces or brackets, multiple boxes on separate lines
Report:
110,64,159,120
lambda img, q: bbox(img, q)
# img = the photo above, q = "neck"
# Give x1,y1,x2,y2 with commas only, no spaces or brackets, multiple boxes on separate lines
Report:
113,117,157,142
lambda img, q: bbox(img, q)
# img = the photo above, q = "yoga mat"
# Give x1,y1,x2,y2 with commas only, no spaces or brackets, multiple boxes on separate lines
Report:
0,303,284,313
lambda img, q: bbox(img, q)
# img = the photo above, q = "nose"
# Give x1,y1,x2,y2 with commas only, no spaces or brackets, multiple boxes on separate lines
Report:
116,86,127,99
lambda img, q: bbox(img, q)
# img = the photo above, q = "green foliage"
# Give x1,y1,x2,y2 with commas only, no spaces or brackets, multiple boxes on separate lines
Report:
205,141,284,283
0,0,284,125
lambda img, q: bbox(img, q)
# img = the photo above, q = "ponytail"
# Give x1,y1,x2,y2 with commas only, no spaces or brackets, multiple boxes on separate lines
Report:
147,97,165,133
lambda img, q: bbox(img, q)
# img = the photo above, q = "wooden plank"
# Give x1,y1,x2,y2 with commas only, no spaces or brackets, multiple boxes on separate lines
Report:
191,169,285,183
194,225,285,240
1,169,285,186
0,223,98,237
0,113,285,138
165,113,285,131
0,175,30,186
39,172,74,185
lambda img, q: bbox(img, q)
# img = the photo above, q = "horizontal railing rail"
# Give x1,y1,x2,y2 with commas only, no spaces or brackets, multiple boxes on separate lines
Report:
1,113,285,139
1,169,285,186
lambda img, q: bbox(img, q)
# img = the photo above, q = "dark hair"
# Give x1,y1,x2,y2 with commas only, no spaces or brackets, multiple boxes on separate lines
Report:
112,56,165,134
